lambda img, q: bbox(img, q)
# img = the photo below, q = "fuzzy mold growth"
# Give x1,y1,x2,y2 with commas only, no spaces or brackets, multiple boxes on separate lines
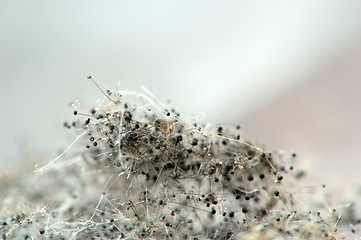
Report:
1,77,359,239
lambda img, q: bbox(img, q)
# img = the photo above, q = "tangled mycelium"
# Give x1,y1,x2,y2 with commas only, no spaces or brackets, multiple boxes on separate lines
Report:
0,77,359,239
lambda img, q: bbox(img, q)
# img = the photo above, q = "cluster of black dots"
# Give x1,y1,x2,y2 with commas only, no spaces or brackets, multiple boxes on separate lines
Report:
1,78,359,239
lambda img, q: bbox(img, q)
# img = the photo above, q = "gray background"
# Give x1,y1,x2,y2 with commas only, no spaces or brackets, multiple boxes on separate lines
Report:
1,1,361,190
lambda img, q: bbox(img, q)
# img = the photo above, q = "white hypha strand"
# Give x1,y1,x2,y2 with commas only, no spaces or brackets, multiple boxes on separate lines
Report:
0,77,360,239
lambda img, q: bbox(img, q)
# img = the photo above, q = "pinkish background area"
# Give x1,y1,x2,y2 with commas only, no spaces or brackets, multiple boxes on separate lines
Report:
241,46,361,189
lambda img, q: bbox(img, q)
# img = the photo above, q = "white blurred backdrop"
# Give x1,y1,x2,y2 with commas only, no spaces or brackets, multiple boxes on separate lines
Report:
1,1,361,187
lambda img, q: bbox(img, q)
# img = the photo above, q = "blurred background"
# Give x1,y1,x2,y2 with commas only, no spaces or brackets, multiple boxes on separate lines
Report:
1,1,361,189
